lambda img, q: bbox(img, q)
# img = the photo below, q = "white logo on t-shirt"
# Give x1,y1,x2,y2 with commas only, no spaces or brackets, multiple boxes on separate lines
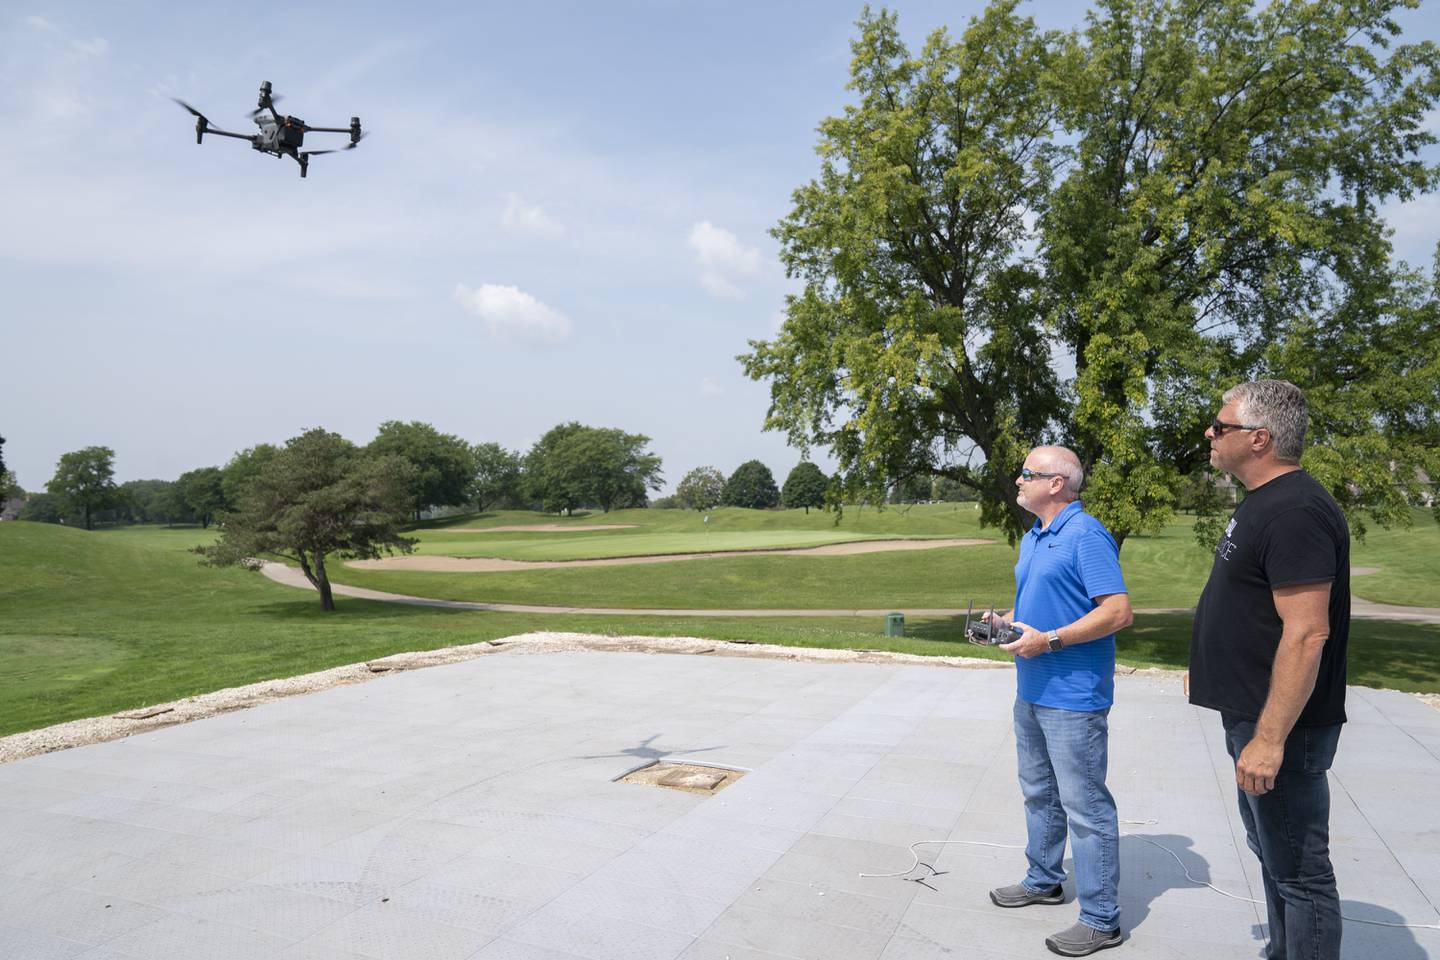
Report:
1217,516,1238,561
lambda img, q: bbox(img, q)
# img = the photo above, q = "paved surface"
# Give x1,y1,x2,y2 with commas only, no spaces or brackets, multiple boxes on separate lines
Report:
2,651,1437,959
262,561,1440,623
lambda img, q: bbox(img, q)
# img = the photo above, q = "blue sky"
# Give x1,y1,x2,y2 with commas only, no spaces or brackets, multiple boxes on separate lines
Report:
2,1,1436,495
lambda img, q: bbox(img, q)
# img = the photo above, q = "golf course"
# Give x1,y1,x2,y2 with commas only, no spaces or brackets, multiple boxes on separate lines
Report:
4,502,1439,739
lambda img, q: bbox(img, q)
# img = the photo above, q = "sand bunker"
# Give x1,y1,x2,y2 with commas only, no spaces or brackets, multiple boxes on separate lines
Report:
427,524,639,533
350,537,993,572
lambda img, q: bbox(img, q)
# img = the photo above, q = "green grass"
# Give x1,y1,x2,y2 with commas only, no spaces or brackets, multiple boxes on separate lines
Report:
407,530,903,561
422,504,988,536
331,505,1440,609
4,508,1440,738
403,505,984,560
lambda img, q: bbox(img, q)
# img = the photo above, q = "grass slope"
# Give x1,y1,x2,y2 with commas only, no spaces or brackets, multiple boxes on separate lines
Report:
3,511,1439,737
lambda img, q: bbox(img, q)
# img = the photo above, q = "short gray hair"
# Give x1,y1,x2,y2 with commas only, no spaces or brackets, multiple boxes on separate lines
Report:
1223,380,1308,463
1031,445,1084,499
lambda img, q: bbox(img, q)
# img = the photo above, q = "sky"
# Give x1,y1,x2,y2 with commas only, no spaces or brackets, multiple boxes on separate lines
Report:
2,0,1437,496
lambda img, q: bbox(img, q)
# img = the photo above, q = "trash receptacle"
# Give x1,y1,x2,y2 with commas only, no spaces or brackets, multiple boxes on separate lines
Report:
885,612,905,637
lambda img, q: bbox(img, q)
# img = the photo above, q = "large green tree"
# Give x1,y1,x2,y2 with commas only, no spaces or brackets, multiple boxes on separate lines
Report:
367,421,475,523
742,1,1440,546
176,467,226,528
1051,0,1440,545
46,446,117,530
722,460,781,509
200,429,416,611
523,423,663,514
469,442,523,512
676,466,726,512
523,422,588,514
782,462,829,513
743,3,1063,539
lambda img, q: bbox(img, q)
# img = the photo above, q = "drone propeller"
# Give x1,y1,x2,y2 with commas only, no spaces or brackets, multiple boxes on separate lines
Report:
248,94,283,118
171,98,209,122
301,132,367,157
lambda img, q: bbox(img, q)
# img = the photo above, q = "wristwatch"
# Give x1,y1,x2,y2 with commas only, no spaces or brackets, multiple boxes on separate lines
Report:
1046,630,1063,652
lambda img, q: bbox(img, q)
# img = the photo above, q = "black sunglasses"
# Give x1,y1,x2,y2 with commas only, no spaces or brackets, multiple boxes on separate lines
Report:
1210,419,1260,436
1017,468,1061,482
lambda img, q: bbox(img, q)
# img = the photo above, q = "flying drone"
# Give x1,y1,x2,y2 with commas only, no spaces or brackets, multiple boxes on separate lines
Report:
172,81,364,178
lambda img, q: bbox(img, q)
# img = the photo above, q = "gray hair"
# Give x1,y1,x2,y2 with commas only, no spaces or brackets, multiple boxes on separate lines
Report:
1223,380,1308,463
1030,445,1084,499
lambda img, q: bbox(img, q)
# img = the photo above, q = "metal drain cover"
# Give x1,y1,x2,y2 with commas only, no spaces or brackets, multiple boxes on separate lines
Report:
618,761,744,794
658,768,726,790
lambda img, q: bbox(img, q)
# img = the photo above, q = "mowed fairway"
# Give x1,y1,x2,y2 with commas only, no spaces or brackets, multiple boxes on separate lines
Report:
3,504,1440,738
333,504,1440,610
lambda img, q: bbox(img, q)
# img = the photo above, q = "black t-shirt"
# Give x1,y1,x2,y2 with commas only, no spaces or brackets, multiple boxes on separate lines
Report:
1189,469,1350,726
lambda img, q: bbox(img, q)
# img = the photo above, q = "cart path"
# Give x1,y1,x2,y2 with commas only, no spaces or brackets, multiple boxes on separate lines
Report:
348,537,994,572
260,563,1440,622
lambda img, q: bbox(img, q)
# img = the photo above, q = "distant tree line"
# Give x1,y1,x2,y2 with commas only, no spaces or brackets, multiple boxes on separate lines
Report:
9,420,670,530
9,437,1001,529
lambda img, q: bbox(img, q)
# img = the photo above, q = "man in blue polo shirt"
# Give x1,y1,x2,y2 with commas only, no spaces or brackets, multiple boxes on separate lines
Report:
985,445,1133,957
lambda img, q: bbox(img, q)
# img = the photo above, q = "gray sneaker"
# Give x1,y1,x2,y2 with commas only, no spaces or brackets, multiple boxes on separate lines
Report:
1045,920,1122,956
989,882,1065,908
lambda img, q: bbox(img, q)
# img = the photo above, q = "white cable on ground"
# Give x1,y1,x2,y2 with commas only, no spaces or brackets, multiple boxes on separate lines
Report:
860,819,1440,932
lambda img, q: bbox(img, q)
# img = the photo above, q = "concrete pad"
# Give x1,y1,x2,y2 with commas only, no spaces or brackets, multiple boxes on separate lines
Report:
1,651,1438,959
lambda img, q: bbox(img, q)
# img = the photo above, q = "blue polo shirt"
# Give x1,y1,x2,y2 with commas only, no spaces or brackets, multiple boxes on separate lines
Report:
1013,500,1128,711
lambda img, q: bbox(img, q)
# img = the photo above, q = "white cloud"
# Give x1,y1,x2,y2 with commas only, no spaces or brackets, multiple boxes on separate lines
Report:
452,283,571,344
688,220,759,299
72,37,107,58
501,193,564,237
23,15,57,31
699,376,725,397
698,272,745,299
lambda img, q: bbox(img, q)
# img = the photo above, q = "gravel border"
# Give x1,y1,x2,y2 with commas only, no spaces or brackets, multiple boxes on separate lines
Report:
2,634,1431,765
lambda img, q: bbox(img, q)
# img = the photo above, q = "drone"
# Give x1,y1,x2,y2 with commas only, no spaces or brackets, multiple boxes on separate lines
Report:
962,600,1023,647
172,81,364,178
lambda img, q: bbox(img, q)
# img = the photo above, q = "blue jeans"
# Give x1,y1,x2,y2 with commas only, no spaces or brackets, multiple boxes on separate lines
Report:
1222,715,1343,960
1013,699,1120,931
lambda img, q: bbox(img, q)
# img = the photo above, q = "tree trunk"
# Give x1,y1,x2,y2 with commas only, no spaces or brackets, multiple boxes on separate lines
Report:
313,550,335,611
85,504,93,530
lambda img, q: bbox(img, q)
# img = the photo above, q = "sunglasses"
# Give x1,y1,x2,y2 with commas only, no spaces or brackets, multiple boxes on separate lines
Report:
1210,419,1260,436
1017,468,1061,482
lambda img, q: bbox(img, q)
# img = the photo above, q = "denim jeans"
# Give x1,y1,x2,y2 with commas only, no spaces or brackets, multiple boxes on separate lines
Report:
1222,715,1343,960
1013,699,1120,931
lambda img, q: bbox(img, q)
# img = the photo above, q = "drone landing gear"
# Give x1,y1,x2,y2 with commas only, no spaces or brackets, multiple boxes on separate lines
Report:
297,154,308,178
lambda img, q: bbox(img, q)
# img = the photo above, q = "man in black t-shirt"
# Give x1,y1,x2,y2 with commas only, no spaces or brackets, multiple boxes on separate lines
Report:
1190,379,1349,960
